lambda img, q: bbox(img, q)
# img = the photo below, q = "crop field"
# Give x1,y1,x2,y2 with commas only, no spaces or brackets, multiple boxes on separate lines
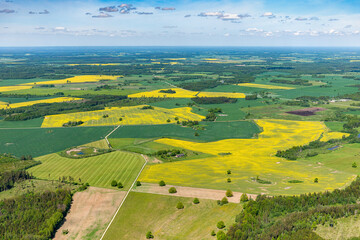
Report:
321,131,349,142
41,105,204,128
103,192,241,240
0,97,82,109
139,119,354,195
109,121,261,142
22,75,122,85
0,118,44,128
236,83,295,90
30,151,144,190
0,126,113,157
0,85,32,92
128,88,245,98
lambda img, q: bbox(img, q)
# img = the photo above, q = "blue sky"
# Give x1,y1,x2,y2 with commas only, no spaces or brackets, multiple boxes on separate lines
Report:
0,0,359,46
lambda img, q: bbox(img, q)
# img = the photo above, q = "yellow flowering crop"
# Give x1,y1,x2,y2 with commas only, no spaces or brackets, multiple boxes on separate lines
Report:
41,105,204,128
236,83,295,90
0,97,82,110
128,88,245,98
321,131,349,142
139,119,353,195
65,63,122,66
22,75,122,85
0,85,32,92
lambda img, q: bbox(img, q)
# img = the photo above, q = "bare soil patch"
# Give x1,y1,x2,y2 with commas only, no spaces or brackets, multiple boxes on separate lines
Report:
133,183,258,203
286,107,326,116
54,187,125,240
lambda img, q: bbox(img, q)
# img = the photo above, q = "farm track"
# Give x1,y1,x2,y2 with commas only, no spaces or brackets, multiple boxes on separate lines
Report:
99,154,148,240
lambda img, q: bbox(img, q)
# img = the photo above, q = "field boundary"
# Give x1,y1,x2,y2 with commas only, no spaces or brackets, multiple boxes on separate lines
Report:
99,154,147,240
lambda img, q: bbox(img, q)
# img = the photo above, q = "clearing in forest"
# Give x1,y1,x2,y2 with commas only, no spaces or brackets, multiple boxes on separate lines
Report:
128,88,245,98
139,119,354,195
41,105,204,128
0,97,82,109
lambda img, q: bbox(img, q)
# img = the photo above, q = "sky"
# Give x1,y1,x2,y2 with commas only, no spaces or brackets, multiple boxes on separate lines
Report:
0,0,360,46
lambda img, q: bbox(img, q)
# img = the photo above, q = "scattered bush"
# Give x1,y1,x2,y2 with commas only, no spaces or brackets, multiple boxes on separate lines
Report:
176,202,184,209
314,178,319,183
240,193,249,202
226,190,233,197
211,230,216,236
193,198,200,204
169,187,177,194
217,221,225,229
111,180,117,187
217,230,226,240
227,170,231,175
62,229,69,235
136,181,141,186
159,180,166,186
227,178,231,183
117,182,123,188
146,231,154,239
353,162,357,168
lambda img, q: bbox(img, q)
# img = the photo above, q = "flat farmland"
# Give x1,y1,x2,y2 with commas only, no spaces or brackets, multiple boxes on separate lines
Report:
103,192,241,240
41,105,204,128
0,97,82,109
0,126,113,157
128,88,245,98
139,119,354,195
30,151,144,190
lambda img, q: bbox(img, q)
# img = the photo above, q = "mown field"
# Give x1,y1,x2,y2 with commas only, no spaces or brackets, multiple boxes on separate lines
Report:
0,126,113,157
41,105,204,128
109,121,261,142
103,192,241,240
30,151,144,190
139,119,354,195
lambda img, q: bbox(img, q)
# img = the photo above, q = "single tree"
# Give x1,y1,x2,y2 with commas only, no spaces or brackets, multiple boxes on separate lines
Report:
111,180,117,187
176,202,184,209
159,180,166,186
217,221,225,229
210,230,216,236
146,231,154,239
353,162,357,168
227,178,231,183
117,182,123,188
240,193,249,202
193,198,200,204
169,187,177,193
314,178,319,183
226,190,233,197
221,197,228,205
136,180,141,186
227,170,231,175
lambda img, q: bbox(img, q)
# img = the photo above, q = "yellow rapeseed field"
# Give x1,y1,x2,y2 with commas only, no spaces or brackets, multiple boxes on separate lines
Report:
0,85,32,92
236,83,295,90
139,119,353,195
41,105,204,128
321,131,349,142
0,97,82,110
66,63,122,66
128,88,245,98
22,75,122,85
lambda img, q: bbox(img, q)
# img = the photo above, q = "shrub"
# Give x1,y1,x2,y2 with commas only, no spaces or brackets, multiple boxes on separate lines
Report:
169,187,177,193
226,190,233,197
117,182,123,188
62,229,69,235
136,181,141,186
217,221,225,229
217,230,227,240
353,162,357,168
240,193,249,202
211,230,216,236
166,119,171,123
195,132,199,136
111,180,117,187
146,231,154,239
193,198,200,204
227,170,231,175
176,202,184,209
227,178,231,183
159,180,166,186
314,178,319,183
221,197,228,205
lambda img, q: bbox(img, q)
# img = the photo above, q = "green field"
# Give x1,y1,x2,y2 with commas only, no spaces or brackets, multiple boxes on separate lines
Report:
0,118,44,128
110,121,261,142
315,215,360,240
325,121,345,132
109,138,213,162
0,126,114,157
29,151,144,190
103,192,241,240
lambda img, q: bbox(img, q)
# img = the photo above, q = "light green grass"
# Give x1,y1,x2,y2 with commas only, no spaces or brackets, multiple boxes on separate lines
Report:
103,192,242,240
316,215,360,240
0,118,44,128
324,122,345,132
29,151,144,190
